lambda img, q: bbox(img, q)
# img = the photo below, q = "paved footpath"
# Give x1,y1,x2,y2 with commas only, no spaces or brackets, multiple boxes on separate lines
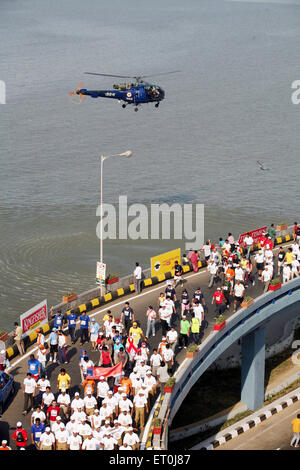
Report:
0,243,291,447
215,398,300,451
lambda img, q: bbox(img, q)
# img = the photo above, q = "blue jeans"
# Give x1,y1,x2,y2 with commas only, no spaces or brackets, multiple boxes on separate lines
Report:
146,319,155,337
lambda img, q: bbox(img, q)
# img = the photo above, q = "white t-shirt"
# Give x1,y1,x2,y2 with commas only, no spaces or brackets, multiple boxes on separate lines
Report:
283,266,291,278
82,437,97,450
37,378,50,392
102,436,118,450
150,353,162,367
262,270,271,282
84,395,97,409
234,284,245,298
118,412,132,427
202,244,211,257
193,305,204,323
292,259,300,272
71,397,85,411
66,421,80,436
55,429,69,443
40,432,55,447
234,267,244,281
31,410,46,423
57,393,71,406
97,381,110,398
111,425,125,441
133,395,147,408
79,422,92,437
72,410,87,424
42,392,55,407
118,398,133,413
163,348,174,362
67,434,82,450
103,396,118,410
134,266,142,279
123,432,139,446
144,375,156,389
207,263,217,275
99,405,113,421
166,330,178,344
119,445,132,450
255,253,264,264
24,377,36,394
244,236,253,246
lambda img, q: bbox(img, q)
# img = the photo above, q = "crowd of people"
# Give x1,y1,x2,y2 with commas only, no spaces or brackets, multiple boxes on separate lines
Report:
3,223,300,451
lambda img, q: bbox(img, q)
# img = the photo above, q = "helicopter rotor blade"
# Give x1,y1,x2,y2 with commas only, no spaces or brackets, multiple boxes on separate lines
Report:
84,71,181,82
84,72,134,79
137,70,181,79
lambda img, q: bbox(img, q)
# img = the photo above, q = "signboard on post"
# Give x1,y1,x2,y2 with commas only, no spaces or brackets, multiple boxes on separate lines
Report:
238,226,267,247
151,248,181,278
20,299,48,338
96,261,106,286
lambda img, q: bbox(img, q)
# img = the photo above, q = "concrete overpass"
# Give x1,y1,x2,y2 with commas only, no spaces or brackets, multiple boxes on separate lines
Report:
148,277,300,449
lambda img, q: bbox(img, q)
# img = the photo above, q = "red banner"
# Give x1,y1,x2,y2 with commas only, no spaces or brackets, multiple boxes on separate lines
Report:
238,226,267,247
87,362,123,379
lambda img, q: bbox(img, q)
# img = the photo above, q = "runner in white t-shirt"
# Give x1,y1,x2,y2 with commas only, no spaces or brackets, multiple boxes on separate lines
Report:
67,431,82,450
233,280,245,312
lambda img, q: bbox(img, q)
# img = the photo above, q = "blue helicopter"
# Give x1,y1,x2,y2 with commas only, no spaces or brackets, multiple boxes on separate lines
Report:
69,71,179,111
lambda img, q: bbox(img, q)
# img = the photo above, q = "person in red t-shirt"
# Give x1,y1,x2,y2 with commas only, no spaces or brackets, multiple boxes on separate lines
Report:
12,422,28,450
100,346,112,368
211,287,226,315
258,234,268,250
265,237,274,251
47,400,61,430
293,222,299,241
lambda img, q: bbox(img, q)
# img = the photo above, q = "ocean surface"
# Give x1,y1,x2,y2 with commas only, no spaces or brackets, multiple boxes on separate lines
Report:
0,0,300,330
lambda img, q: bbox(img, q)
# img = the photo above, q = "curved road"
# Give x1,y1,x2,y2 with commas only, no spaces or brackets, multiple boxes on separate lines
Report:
0,242,293,447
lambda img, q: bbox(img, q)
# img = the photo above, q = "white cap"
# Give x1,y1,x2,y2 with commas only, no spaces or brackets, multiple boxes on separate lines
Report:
105,420,110,424
0,350,5,354
100,376,104,380
56,416,61,421
107,390,113,394
128,427,133,431
16,422,22,427
75,392,79,396
46,426,51,432
60,423,65,428
2,440,7,445
122,393,127,397
94,408,99,413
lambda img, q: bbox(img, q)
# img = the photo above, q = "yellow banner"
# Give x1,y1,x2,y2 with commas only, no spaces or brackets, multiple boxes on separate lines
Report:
151,248,181,278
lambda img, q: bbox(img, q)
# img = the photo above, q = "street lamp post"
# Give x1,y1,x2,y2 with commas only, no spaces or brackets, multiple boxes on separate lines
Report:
99,150,132,296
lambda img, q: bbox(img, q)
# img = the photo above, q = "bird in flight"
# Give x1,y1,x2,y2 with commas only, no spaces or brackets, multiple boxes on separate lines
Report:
256,160,270,171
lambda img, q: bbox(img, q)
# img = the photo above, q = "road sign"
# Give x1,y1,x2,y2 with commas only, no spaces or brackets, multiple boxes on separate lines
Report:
96,261,106,286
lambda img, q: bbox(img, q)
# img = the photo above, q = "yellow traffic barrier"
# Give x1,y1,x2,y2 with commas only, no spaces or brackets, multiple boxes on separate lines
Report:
104,293,112,302
91,298,100,307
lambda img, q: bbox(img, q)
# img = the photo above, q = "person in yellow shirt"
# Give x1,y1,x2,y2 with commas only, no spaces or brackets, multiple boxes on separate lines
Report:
290,414,300,447
240,257,248,271
285,248,294,266
103,309,114,323
128,322,146,346
57,369,71,392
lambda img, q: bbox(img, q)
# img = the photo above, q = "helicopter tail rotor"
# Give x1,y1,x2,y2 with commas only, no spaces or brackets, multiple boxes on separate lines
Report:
68,82,85,103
